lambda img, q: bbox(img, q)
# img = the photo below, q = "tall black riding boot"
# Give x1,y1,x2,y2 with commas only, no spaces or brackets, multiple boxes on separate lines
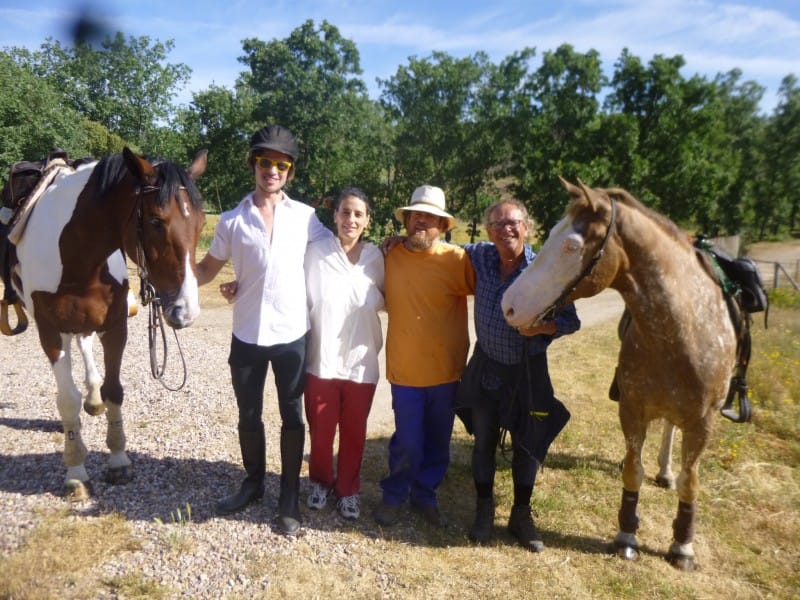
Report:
277,426,304,535
216,428,265,515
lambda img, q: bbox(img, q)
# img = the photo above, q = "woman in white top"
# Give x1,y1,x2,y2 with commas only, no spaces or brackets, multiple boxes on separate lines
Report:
303,187,385,520
196,125,331,535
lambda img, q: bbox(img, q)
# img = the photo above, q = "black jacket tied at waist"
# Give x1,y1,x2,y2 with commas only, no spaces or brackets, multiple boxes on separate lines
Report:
456,343,570,463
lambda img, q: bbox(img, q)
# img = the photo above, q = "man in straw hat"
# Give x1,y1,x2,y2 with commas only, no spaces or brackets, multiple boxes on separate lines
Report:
374,185,475,528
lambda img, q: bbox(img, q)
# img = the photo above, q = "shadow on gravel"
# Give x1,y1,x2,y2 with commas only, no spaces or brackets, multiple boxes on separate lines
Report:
0,416,62,432
0,430,615,555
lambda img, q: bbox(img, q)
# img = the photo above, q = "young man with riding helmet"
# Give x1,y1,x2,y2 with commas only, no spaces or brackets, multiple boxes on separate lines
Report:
196,124,331,535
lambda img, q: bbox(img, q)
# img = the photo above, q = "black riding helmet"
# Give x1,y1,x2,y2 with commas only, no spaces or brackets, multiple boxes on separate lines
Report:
249,125,299,161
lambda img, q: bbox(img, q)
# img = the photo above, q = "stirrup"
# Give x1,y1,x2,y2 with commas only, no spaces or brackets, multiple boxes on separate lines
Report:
720,376,752,423
0,299,28,335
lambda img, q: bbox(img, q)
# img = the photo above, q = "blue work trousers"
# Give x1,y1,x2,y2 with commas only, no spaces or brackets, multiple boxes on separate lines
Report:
380,382,457,508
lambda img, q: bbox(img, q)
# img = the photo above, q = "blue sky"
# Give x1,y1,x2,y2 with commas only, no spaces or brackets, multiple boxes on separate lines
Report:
2,0,798,113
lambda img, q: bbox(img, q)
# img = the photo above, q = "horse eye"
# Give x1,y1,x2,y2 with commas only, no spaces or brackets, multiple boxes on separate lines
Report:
150,218,166,230
563,239,579,252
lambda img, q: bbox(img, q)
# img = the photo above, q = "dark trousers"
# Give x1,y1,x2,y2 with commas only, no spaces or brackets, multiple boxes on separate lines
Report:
228,333,307,432
471,353,556,488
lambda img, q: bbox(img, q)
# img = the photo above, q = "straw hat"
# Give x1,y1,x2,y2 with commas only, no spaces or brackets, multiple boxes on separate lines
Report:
394,185,456,231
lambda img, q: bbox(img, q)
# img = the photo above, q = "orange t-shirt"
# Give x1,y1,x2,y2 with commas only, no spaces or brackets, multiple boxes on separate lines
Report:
384,242,475,386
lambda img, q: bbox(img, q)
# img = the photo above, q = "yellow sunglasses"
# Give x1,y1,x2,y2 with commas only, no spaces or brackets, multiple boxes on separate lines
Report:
254,156,293,172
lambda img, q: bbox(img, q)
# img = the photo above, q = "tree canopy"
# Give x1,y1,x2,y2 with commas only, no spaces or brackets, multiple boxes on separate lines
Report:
2,20,798,242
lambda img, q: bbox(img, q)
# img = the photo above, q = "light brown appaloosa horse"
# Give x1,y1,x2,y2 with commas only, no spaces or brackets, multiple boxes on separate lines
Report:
5,148,207,500
501,179,738,570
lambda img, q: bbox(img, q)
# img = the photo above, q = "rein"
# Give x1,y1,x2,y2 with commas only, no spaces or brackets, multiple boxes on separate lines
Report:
539,197,617,322
133,184,188,392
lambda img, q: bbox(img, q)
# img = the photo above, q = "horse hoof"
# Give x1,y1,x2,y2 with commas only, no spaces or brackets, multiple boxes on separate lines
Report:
83,399,105,416
106,464,133,485
616,544,640,561
667,552,698,571
64,479,92,502
655,475,675,489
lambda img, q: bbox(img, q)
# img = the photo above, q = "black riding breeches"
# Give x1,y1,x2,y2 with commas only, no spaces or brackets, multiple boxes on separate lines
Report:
228,333,307,432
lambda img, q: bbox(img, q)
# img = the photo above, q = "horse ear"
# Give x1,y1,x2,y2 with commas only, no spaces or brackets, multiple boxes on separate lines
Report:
576,178,601,211
559,176,582,200
187,149,208,180
122,147,157,185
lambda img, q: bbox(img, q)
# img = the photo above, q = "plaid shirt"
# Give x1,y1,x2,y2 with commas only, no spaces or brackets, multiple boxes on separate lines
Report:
463,242,580,368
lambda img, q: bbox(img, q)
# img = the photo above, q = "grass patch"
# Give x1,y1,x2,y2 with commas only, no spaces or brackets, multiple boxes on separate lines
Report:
0,510,143,599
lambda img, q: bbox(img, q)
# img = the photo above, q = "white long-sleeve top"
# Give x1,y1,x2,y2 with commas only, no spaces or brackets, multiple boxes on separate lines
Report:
208,191,331,346
304,236,385,384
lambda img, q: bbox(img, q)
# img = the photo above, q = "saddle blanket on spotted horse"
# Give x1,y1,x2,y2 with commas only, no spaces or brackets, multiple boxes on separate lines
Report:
693,235,769,423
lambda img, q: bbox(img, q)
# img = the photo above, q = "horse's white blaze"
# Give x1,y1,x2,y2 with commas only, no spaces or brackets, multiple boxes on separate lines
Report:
164,252,200,327
502,216,585,327
13,165,94,315
107,250,128,285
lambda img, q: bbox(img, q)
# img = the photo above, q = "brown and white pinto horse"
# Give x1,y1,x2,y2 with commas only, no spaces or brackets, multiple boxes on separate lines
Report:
502,179,737,570
8,147,207,500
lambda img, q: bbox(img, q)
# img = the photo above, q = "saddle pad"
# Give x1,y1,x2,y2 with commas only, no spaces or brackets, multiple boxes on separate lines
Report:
7,160,73,245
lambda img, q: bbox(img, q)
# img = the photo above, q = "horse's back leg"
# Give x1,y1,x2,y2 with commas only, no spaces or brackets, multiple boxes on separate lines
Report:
97,326,133,484
656,420,676,489
615,402,647,560
76,333,104,415
667,422,710,571
47,332,91,500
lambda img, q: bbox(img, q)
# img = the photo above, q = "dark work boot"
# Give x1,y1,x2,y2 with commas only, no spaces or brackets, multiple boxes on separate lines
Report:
216,428,265,515
277,426,304,535
468,497,495,543
507,505,544,553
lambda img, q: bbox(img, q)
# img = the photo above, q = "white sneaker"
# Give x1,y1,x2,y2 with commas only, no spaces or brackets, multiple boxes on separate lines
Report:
337,494,360,520
307,482,329,510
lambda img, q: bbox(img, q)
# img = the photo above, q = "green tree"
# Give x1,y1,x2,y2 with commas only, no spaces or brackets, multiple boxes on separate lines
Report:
238,20,383,207
380,51,501,238
506,44,606,236
177,83,260,211
605,50,745,231
16,35,190,152
757,75,800,238
0,51,89,179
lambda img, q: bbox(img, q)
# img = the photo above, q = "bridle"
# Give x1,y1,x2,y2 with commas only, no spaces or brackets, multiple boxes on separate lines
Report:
538,197,617,322
133,184,188,391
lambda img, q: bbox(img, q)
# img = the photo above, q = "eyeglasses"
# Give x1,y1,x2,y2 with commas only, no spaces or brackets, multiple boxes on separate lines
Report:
254,156,293,172
489,219,524,230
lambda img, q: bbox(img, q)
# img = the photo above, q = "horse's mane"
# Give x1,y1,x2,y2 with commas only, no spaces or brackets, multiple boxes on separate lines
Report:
601,187,691,249
91,153,203,209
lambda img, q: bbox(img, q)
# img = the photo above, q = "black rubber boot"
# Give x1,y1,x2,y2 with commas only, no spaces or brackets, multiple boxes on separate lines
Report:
468,497,495,543
507,505,544,553
216,428,265,515
277,426,304,535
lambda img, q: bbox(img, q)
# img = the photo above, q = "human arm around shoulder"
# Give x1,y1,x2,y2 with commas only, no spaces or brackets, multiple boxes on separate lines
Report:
308,211,333,243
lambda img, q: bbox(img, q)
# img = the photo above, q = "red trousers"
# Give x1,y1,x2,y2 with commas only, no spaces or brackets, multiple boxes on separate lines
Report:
304,373,376,497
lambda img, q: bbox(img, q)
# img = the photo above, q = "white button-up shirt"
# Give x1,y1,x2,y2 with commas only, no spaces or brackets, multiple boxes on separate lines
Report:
209,191,331,346
304,236,385,384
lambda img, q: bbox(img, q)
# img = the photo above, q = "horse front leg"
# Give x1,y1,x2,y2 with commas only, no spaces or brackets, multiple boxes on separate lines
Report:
76,333,104,416
667,423,709,571
98,327,133,485
48,333,92,500
615,403,647,560
655,420,676,489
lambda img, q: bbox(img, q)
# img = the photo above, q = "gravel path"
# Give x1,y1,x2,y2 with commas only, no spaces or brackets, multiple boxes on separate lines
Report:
5,238,794,596
27,232,800,597
0,284,626,597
